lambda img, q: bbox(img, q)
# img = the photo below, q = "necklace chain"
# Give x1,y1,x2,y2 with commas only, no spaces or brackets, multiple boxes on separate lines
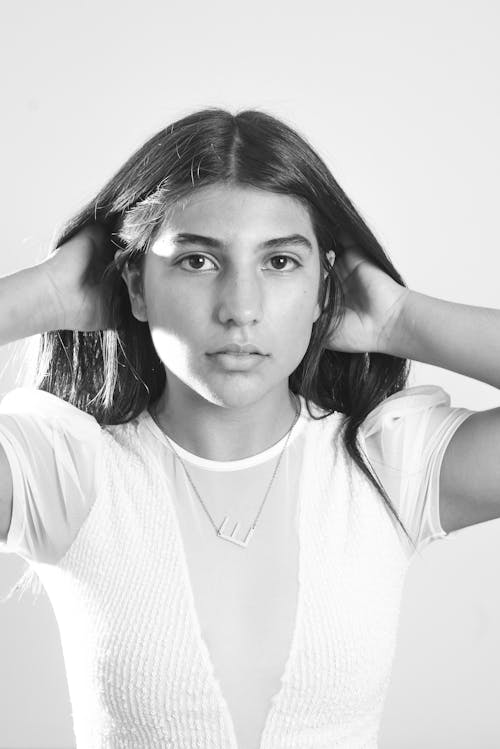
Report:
153,395,301,547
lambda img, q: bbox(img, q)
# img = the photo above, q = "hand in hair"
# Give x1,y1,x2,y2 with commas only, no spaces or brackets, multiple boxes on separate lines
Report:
325,231,410,355
43,223,115,332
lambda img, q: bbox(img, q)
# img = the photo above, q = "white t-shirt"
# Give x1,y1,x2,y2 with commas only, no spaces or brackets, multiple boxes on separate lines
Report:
0,385,474,749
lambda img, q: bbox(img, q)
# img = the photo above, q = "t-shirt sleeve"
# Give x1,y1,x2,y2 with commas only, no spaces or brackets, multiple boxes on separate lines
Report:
0,388,103,564
359,384,476,555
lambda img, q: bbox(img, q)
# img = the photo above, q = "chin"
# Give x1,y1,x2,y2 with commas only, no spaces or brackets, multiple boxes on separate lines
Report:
192,373,285,410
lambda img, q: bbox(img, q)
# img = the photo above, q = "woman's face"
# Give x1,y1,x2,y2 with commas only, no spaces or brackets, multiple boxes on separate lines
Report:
122,183,325,409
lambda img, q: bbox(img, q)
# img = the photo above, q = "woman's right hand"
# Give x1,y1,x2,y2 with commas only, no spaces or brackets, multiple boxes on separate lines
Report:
43,223,117,332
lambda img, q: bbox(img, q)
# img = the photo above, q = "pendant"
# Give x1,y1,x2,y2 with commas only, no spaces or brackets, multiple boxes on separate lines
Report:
217,516,255,547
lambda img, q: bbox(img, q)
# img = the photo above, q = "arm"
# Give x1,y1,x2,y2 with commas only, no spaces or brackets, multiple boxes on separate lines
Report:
379,290,500,390
0,260,64,541
0,222,114,347
325,240,499,534
0,262,64,347
380,289,500,534
0,224,111,540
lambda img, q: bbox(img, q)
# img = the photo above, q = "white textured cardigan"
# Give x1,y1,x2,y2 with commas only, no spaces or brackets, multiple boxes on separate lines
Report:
0,385,473,748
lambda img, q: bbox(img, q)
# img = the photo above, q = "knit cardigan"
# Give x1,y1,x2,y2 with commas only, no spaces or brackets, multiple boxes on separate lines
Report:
0,385,474,748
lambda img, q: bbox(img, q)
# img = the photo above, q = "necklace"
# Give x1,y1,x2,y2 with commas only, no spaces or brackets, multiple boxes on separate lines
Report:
152,394,301,548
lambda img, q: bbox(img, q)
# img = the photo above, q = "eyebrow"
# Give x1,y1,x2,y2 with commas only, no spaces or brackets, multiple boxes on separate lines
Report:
171,232,313,253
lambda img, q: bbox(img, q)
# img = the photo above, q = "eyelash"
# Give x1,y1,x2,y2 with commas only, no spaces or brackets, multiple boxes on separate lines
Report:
176,253,302,273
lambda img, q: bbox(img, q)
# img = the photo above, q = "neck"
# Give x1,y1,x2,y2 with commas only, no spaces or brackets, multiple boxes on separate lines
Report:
150,384,300,462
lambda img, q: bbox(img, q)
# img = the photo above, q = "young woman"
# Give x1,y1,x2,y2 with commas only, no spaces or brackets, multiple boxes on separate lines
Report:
0,107,498,749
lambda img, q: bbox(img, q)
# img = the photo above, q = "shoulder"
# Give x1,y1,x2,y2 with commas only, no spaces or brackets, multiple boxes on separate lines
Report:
360,384,450,439
0,387,102,438
0,388,147,428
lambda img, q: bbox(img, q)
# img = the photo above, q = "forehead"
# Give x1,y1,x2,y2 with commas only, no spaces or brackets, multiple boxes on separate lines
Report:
158,183,314,234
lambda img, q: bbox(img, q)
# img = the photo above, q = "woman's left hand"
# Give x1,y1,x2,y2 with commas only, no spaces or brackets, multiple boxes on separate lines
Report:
325,231,411,355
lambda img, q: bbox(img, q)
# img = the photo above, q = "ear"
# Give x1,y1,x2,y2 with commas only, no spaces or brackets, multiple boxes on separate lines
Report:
115,250,148,323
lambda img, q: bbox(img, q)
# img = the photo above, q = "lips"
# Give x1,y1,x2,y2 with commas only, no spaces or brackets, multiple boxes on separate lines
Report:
210,343,265,355
208,350,267,370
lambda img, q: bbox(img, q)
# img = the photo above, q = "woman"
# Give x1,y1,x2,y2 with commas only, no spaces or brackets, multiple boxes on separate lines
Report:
0,107,498,748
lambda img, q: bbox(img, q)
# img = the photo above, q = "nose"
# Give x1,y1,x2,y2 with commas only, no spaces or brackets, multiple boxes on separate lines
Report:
216,268,263,326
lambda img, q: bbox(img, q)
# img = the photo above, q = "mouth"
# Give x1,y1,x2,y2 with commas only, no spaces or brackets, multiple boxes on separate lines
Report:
206,352,267,369
210,352,264,356
208,343,266,355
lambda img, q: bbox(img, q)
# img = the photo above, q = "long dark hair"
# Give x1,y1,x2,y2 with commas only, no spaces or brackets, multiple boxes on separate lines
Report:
9,108,417,602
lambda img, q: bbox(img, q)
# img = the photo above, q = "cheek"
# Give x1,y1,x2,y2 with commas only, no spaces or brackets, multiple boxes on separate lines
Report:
281,284,319,324
146,278,199,332
273,290,319,357
143,268,208,373
148,303,202,377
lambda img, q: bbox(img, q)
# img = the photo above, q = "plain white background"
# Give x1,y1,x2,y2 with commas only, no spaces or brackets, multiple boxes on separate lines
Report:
0,0,499,746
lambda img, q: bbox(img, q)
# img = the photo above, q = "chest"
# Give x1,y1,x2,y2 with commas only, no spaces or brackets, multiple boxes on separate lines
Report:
175,465,301,749
50,428,412,749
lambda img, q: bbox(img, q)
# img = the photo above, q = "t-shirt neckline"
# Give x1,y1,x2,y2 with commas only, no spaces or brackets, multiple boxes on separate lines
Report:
139,394,308,472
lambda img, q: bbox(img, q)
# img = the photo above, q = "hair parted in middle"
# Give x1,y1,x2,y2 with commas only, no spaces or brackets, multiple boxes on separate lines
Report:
30,106,414,552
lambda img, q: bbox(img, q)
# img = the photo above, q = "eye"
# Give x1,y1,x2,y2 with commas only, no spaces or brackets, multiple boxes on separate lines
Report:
177,254,217,271
176,253,301,272
268,255,301,271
